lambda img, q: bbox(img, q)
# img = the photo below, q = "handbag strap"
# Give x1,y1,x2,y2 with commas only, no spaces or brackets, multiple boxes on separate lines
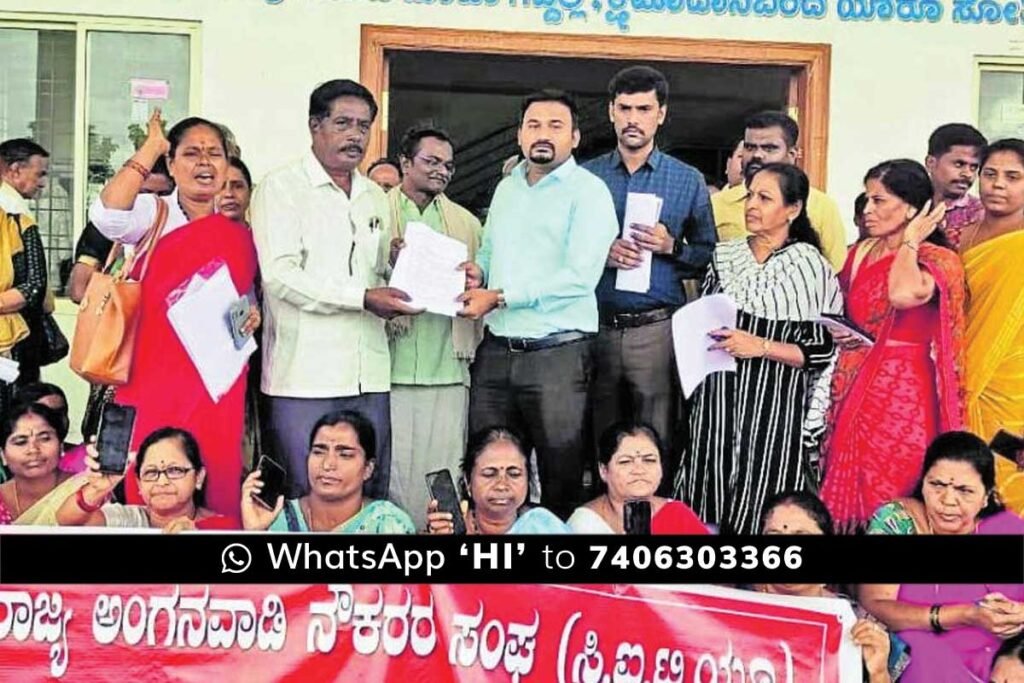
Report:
108,197,170,281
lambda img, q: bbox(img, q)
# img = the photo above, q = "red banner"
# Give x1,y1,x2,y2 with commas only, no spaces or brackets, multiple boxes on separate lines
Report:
0,583,859,682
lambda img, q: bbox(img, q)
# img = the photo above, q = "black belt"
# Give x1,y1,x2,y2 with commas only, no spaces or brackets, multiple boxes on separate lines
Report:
487,330,593,353
600,307,675,329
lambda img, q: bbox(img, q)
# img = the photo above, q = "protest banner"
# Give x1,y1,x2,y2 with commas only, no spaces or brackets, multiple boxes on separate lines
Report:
0,583,859,681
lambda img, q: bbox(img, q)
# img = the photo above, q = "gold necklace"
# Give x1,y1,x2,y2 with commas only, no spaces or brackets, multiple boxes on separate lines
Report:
11,482,22,518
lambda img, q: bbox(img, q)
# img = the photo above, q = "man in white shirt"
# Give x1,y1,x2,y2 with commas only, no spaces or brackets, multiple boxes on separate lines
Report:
0,138,49,218
252,79,422,499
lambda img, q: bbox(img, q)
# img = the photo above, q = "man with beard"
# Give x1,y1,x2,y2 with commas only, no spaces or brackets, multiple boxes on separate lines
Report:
252,79,422,499
383,126,482,529
925,123,987,249
458,89,618,519
583,66,715,482
712,111,847,270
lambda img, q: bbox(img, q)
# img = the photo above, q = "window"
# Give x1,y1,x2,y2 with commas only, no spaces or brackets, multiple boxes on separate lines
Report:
0,13,199,294
978,59,1024,141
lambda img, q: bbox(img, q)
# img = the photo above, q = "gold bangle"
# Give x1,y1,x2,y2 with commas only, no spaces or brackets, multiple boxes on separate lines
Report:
902,239,920,252
761,339,772,357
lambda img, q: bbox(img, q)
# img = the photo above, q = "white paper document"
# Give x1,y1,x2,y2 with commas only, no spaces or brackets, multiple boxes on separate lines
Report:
615,192,664,294
389,221,468,317
0,356,19,384
672,293,739,398
166,264,256,403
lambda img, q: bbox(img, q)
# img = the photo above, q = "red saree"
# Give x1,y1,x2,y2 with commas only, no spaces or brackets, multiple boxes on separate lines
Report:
115,214,257,522
820,242,966,531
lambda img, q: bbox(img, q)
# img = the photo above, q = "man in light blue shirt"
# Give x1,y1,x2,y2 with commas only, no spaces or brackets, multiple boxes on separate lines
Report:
460,89,618,518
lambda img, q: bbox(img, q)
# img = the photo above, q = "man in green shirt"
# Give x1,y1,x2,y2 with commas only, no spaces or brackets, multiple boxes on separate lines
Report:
385,126,482,529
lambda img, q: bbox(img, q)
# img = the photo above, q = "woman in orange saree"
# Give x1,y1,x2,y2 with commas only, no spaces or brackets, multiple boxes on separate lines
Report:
959,139,1024,514
820,159,967,532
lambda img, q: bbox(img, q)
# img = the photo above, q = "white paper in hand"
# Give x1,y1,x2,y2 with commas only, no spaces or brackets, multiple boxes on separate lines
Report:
615,192,664,294
672,293,739,398
166,264,256,403
389,222,468,317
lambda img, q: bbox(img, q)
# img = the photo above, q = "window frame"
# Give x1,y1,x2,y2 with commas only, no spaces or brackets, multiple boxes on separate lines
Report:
0,11,201,258
974,56,1024,139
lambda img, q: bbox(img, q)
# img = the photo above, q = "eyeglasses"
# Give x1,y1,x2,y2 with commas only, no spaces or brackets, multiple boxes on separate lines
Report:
139,466,194,482
415,155,456,175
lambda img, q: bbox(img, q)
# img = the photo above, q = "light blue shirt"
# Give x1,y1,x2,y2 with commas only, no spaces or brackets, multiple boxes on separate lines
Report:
477,157,618,339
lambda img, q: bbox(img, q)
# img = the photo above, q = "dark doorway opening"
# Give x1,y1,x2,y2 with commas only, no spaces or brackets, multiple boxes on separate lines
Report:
387,51,796,217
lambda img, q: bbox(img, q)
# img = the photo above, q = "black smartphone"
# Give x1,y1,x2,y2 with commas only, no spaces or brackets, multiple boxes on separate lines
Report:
425,469,466,535
96,402,137,475
253,455,287,510
991,430,1024,460
228,297,252,350
624,499,652,535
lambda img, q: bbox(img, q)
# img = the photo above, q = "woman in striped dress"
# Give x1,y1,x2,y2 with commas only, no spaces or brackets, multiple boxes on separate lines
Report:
674,163,842,534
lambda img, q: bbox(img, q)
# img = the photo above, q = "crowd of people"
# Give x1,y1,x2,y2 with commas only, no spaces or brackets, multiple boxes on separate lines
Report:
0,63,1020,681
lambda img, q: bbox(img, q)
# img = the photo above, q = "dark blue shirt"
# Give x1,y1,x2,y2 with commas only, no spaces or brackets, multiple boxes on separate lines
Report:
584,148,715,313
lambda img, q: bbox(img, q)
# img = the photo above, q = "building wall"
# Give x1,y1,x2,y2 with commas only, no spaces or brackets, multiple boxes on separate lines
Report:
0,0,1019,435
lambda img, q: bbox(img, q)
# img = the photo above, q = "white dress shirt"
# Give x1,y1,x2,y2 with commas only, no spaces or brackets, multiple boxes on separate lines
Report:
251,149,392,398
89,190,190,249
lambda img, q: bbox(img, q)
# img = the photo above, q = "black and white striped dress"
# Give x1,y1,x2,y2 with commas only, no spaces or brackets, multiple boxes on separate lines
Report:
674,239,843,534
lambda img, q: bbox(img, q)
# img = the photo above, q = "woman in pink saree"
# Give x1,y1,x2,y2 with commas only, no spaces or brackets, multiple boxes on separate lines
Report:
820,159,967,532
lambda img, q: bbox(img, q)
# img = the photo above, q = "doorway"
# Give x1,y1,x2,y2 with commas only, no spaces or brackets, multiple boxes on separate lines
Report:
361,26,830,215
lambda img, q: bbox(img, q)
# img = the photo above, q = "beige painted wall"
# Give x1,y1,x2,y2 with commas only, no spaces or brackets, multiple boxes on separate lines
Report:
1,0,1020,433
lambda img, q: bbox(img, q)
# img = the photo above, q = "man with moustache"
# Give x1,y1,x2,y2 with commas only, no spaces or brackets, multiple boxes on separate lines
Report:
713,111,847,270
925,123,987,249
383,125,483,528
583,66,715,479
459,89,618,519
252,79,422,499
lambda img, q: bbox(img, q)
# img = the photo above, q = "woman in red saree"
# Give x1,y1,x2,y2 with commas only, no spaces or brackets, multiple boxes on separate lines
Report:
820,159,966,532
89,111,258,521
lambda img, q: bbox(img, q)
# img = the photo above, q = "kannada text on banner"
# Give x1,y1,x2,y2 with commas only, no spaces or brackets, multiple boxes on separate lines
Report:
0,583,861,682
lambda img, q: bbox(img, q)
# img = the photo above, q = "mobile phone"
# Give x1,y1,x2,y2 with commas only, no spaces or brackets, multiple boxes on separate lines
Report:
96,403,137,475
991,430,1024,460
228,297,252,350
425,469,466,535
253,455,287,510
624,499,652,535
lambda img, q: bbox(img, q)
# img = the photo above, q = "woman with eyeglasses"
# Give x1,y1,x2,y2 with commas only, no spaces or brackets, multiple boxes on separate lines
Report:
56,427,237,531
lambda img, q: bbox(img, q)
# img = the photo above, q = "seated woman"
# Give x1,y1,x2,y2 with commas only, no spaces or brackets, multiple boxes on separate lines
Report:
56,427,236,531
14,382,86,474
241,411,414,534
990,634,1024,683
756,491,910,683
426,426,568,535
0,402,79,525
568,421,707,534
861,431,1024,683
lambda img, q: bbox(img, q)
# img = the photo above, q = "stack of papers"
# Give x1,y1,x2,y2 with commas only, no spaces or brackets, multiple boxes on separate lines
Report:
672,294,738,398
166,265,256,403
815,314,875,347
389,222,467,317
615,192,664,294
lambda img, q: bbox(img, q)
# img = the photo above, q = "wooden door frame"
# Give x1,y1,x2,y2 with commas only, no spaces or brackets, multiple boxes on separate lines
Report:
360,24,831,189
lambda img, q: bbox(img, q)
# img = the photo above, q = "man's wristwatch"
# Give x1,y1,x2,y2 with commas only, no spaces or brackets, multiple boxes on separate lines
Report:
496,290,507,309
670,238,683,257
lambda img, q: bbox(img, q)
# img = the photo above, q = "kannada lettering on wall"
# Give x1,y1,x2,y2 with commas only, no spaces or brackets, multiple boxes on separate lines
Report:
266,0,1023,32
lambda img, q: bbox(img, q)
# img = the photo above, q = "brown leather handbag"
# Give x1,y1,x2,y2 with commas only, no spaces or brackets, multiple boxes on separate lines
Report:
69,199,169,385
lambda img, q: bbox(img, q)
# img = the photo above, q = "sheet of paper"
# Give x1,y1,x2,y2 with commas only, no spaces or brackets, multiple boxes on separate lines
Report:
166,264,256,403
0,356,19,384
389,221,468,317
615,192,663,294
815,315,875,347
672,293,738,398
